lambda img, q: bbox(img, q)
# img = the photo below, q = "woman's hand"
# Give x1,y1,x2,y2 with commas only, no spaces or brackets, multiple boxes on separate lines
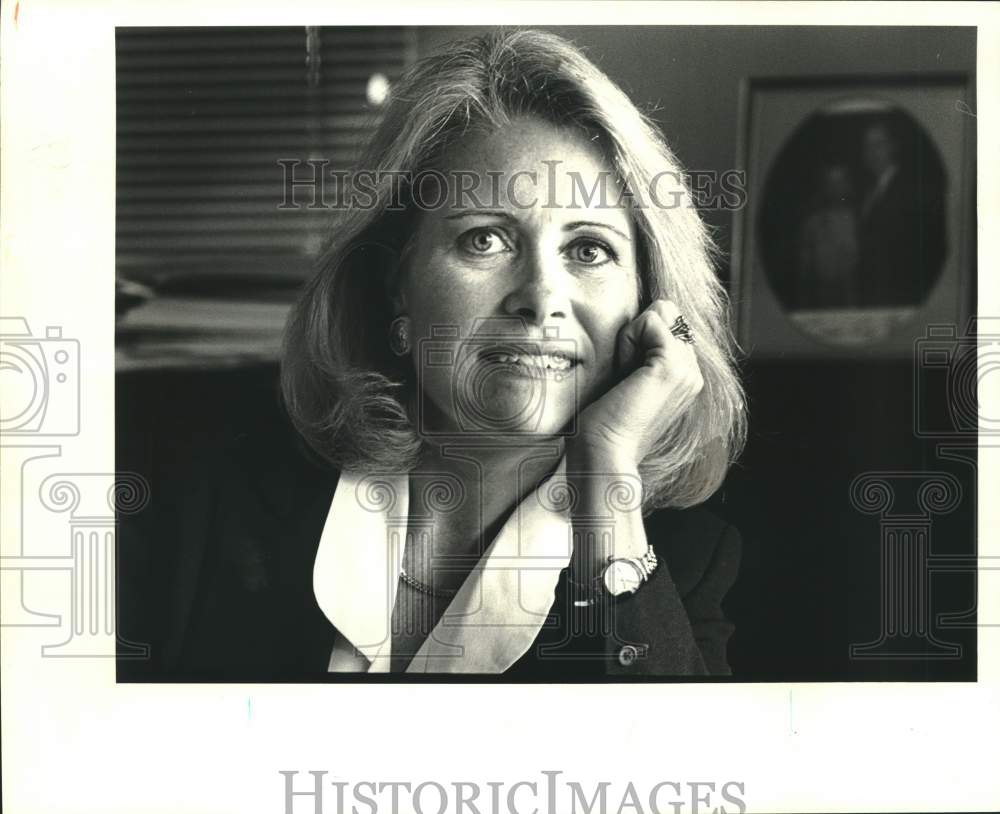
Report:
573,298,704,470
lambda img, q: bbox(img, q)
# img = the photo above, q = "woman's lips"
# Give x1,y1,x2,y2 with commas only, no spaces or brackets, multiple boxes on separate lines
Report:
476,346,579,377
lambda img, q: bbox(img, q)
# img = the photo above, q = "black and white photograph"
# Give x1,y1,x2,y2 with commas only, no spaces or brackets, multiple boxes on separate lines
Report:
2,4,998,814
112,24,979,682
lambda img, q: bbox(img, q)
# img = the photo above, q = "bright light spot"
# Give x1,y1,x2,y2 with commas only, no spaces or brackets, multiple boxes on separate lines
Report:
366,73,391,107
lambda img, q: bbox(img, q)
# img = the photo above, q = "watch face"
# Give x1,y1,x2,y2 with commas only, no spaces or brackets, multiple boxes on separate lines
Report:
603,560,643,596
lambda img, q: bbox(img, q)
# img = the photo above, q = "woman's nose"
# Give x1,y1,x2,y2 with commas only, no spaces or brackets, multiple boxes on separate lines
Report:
501,248,569,325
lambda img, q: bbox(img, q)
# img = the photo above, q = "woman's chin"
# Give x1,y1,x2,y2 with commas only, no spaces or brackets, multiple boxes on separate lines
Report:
451,408,575,439
417,404,575,440
416,375,581,440
460,383,573,430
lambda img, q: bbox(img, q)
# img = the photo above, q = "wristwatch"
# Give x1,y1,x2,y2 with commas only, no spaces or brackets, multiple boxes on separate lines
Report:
570,545,659,602
601,545,658,597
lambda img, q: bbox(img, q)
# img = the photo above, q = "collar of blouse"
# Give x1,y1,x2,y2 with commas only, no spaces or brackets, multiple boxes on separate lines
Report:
312,457,573,673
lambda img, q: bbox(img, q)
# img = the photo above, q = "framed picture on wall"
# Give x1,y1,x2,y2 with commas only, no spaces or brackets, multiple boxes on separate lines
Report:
731,73,975,358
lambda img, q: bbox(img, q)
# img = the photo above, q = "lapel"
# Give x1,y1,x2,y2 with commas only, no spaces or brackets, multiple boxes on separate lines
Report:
171,425,726,679
313,470,408,668
314,460,573,674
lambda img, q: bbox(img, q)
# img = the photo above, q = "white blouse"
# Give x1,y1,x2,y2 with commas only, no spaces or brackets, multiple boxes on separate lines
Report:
312,459,574,673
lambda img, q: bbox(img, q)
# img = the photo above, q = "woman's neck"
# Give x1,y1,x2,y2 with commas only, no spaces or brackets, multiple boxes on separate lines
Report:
408,436,565,560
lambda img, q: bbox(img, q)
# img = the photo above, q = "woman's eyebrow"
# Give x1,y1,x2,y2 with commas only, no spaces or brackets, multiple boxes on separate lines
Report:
443,209,516,221
564,220,632,242
442,211,632,242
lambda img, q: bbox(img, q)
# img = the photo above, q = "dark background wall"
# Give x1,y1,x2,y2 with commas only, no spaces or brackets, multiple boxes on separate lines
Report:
118,26,978,680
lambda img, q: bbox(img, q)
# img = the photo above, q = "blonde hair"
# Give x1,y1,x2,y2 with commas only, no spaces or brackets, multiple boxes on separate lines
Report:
281,28,747,511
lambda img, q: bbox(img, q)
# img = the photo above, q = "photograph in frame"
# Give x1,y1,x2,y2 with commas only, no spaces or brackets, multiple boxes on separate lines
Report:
733,72,976,357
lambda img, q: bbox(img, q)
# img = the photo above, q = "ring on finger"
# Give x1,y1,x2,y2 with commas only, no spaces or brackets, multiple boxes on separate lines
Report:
669,314,695,345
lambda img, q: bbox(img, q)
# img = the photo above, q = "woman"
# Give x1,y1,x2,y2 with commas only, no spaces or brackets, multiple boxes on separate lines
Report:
161,29,746,679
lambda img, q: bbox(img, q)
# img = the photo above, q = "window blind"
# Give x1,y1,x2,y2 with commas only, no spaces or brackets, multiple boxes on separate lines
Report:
116,26,416,287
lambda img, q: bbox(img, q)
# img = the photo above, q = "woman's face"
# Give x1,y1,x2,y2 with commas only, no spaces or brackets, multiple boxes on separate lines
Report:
395,116,642,438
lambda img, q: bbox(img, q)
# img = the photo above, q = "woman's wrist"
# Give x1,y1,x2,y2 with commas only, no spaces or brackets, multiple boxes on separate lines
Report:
564,437,647,569
566,435,641,479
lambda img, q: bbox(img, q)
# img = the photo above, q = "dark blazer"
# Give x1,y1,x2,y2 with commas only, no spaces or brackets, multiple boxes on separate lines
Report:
117,421,742,681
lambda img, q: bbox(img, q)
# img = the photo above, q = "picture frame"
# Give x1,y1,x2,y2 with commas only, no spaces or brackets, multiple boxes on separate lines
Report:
731,73,975,358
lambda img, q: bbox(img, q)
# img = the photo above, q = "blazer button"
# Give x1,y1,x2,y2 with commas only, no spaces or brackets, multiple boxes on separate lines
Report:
617,645,639,667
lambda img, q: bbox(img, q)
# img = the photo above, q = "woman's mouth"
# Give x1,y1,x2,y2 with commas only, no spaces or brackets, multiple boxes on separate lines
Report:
477,347,579,376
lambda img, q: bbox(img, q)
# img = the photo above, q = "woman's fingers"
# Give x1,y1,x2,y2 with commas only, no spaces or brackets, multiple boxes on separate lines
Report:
619,300,700,375
593,299,704,463
615,307,652,370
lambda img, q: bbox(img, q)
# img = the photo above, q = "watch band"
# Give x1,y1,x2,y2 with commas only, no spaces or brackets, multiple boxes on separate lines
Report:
568,545,659,601
635,545,658,579
603,545,659,596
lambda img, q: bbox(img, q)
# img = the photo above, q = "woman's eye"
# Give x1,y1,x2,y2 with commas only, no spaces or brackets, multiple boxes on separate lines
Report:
567,239,616,266
459,228,509,256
